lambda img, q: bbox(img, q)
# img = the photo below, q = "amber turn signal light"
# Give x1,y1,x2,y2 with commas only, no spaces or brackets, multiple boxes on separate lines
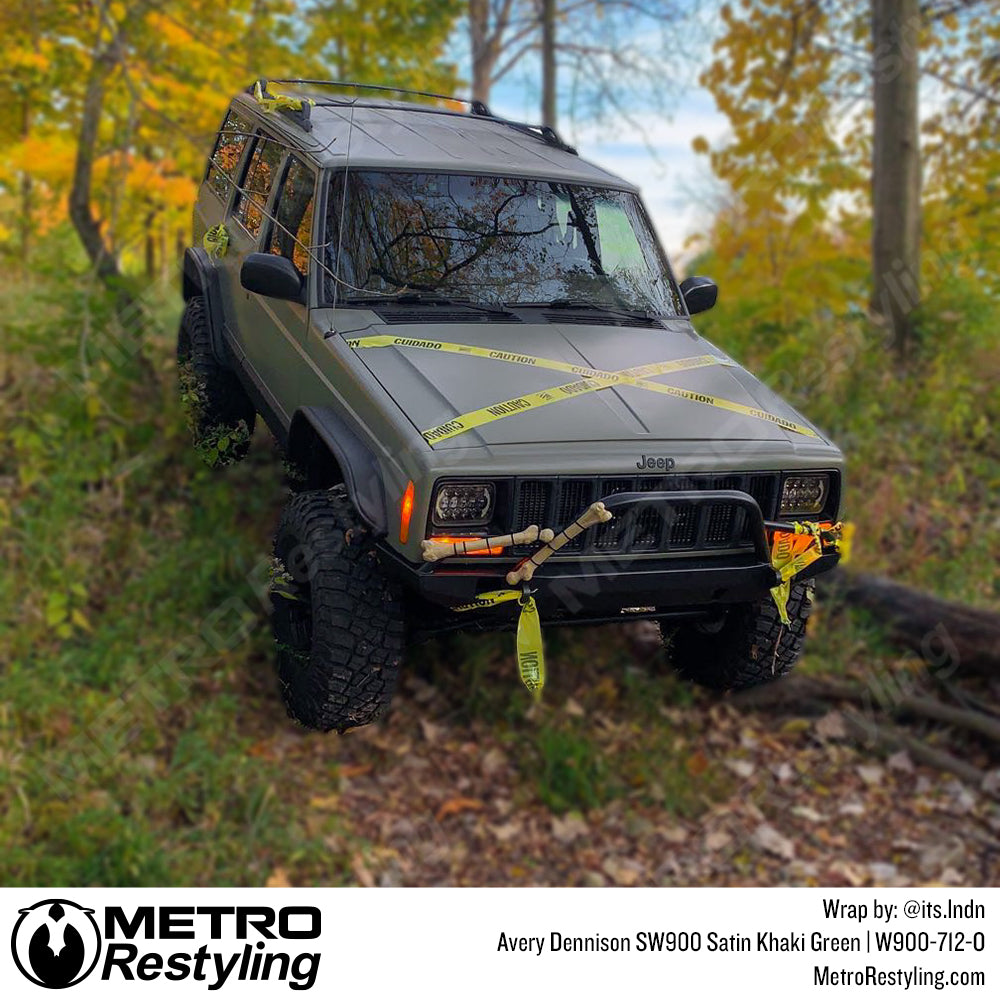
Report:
399,481,415,543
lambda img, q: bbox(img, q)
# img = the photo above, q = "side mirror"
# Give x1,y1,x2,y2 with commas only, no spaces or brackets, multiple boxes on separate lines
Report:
241,252,303,302
680,275,718,315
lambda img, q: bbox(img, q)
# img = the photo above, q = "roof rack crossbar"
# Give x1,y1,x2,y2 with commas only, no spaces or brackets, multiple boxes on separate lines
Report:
496,120,577,155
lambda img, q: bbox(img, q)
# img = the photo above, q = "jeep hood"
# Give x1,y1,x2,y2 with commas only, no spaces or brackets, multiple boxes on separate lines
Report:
340,320,828,449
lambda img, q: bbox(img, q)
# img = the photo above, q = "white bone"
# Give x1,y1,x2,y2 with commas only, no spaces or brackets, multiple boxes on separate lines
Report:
505,501,613,585
421,525,554,562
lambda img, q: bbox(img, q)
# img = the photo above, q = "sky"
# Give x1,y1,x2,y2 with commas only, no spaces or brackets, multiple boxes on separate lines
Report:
449,9,731,264
491,85,730,262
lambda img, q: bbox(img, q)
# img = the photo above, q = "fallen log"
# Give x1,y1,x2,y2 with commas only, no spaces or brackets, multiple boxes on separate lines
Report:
821,571,1000,676
733,674,1000,744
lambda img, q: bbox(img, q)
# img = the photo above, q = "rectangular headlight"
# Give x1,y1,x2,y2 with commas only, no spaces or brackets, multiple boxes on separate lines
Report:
779,474,829,516
432,482,494,526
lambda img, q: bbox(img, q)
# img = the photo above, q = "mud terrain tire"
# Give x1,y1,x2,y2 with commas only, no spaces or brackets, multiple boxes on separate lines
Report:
271,487,405,732
668,581,812,691
177,296,255,466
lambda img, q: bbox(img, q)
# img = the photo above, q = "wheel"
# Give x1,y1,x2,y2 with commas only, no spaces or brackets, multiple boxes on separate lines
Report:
176,296,256,467
271,486,405,732
668,581,813,691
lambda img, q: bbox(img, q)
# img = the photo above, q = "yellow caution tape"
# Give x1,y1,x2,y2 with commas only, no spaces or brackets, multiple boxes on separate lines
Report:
347,335,819,444
347,334,737,384
253,80,314,114
452,588,546,699
767,520,854,623
516,593,545,700
424,374,614,443
452,589,522,612
203,224,229,258
837,521,855,564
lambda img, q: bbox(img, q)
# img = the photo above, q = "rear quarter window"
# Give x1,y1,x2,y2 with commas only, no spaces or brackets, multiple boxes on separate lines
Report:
266,157,316,277
233,136,285,239
205,109,253,202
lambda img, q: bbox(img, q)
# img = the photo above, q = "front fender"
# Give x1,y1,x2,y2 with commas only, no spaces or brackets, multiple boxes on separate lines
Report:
182,246,226,363
288,407,388,534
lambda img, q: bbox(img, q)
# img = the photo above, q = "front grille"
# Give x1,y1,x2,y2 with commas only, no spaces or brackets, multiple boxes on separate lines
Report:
510,472,779,556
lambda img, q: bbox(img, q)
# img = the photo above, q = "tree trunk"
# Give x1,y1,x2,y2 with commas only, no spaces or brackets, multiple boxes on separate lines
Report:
19,97,32,273
69,22,143,321
541,0,557,128
469,0,494,104
144,210,156,278
870,0,921,358
69,45,122,285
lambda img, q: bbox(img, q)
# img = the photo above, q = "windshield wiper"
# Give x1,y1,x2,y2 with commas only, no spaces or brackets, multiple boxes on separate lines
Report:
508,298,661,322
339,292,513,317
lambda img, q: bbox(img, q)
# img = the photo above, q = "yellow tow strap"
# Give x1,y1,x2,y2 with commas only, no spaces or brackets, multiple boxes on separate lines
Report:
453,589,546,700
515,593,545,699
203,224,229,258
346,335,819,444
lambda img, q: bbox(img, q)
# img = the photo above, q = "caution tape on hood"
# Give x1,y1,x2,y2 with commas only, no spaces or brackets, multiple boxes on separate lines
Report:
768,520,854,624
346,335,820,444
347,333,738,384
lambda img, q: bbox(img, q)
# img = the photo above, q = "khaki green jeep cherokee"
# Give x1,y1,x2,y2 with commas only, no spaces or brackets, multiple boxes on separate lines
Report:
179,80,845,732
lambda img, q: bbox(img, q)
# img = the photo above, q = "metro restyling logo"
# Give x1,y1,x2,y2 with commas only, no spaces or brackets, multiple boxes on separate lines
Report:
11,903,321,991
12,899,102,988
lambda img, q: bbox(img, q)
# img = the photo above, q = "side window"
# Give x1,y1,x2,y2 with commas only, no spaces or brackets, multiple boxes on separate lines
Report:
233,136,284,239
205,110,252,202
267,157,316,278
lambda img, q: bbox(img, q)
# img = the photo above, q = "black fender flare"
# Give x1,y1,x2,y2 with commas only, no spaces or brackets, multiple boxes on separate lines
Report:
287,407,388,534
182,246,226,363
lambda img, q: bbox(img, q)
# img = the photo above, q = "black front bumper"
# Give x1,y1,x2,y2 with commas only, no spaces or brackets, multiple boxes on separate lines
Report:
382,490,840,619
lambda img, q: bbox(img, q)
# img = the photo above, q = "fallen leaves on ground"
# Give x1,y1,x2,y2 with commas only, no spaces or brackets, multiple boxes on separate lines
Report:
244,625,999,888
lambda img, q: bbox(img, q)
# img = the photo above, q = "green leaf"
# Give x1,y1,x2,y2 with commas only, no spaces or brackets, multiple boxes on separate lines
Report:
45,592,68,626
70,608,93,632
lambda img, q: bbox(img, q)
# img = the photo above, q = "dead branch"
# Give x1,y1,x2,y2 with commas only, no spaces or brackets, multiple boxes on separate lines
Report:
734,673,1000,744
842,709,987,789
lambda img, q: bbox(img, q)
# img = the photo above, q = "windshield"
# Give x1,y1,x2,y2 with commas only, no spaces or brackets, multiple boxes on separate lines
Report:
324,171,682,316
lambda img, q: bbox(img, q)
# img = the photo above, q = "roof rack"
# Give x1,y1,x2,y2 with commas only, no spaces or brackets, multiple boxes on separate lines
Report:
248,78,578,156
266,78,494,118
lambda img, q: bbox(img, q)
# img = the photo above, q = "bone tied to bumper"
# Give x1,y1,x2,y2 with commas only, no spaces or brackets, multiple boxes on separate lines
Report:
421,525,555,562
505,501,613,586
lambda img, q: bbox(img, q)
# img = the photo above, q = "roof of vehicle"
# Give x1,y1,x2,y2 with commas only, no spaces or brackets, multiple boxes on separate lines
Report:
229,85,638,191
